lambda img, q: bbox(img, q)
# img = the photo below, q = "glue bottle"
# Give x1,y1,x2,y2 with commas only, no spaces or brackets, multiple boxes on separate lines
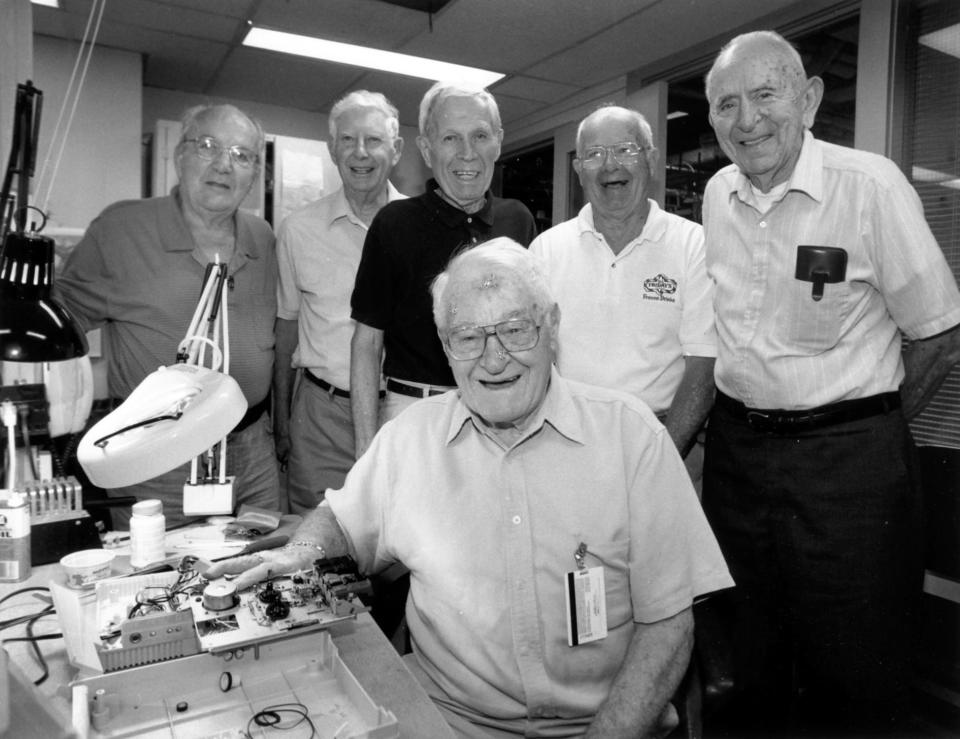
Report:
129,499,166,568
0,492,31,583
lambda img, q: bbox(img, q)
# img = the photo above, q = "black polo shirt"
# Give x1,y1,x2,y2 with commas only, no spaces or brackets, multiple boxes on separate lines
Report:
351,179,536,386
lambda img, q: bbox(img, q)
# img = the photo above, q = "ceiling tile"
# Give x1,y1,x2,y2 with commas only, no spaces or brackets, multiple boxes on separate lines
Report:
494,75,580,104
211,48,364,112
251,0,433,48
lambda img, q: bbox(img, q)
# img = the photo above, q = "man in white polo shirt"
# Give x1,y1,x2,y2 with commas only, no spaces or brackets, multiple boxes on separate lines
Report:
530,105,715,480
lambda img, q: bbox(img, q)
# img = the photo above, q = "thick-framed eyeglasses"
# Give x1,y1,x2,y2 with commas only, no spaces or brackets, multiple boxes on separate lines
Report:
183,135,259,169
578,141,644,169
445,318,541,360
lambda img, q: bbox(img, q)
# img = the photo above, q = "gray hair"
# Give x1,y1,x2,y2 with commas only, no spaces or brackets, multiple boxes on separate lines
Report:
418,80,502,139
705,30,807,102
178,104,265,154
575,104,655,156
328,90,400,140
430,238,554,333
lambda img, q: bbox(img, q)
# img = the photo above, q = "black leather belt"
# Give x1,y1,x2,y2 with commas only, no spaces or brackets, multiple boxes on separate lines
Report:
304,370,351,398
233,395,271,434
304,370,384,399
386,378,454,398
716,391,901,433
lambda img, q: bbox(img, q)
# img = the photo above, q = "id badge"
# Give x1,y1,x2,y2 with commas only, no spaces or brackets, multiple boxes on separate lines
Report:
565,566,607,646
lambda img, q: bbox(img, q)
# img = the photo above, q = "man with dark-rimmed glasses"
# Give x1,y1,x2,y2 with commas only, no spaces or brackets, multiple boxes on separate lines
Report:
206,237,732,738
531,105,716,489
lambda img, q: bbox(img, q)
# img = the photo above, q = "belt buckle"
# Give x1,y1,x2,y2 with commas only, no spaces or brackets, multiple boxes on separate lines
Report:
745,410,773,431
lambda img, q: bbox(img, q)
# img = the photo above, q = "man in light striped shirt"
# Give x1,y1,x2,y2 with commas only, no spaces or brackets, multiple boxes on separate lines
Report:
700,30,960,738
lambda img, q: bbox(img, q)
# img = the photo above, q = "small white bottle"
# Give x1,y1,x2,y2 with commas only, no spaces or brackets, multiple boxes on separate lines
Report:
129,499,166,568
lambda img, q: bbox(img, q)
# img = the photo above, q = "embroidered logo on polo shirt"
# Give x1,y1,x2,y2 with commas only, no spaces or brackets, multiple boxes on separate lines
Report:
642,273,677,302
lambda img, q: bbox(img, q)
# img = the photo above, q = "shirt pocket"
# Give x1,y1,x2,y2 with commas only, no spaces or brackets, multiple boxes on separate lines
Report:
776,279,850,353
581,539,633,630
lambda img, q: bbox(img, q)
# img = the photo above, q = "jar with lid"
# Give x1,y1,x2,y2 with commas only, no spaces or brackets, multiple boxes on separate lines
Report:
129,499,166,568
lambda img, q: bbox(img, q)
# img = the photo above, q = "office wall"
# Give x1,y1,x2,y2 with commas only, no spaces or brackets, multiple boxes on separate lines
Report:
0,0,33,173
32,35,141,232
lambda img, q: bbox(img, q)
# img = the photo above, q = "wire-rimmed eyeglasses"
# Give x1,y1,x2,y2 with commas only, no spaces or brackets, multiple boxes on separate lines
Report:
183,135,259,169
444,318,541,360
577,141,644,169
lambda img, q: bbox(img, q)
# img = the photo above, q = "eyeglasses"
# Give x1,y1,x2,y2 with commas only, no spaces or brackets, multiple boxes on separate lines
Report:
445,318,541,360
578,141,644,169
183,135,259,169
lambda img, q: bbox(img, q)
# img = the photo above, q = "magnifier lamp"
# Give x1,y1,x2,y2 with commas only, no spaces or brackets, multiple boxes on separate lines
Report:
77,261,247,512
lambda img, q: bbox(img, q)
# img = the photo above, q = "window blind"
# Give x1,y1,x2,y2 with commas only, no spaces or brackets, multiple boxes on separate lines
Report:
906,0,960,449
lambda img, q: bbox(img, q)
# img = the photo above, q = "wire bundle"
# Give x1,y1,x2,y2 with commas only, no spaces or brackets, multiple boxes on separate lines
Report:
0,586,60,685
246,702,318,738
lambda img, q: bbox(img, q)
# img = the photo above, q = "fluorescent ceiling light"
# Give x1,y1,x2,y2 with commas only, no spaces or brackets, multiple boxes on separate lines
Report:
243,27,504,88
919,24,960,59
667,111,688,121
911,165,960,192
31,0,60,7
912,165,952,182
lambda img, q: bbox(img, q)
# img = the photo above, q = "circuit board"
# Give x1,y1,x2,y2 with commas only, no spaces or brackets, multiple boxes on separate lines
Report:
96,555,373,669
189,556,373,652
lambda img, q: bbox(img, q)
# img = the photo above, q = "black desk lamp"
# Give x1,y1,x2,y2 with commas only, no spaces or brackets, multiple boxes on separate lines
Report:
0,80,87,362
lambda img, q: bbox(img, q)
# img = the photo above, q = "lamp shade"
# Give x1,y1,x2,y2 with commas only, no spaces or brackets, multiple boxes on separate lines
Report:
77,363,247,488
0,231,88,361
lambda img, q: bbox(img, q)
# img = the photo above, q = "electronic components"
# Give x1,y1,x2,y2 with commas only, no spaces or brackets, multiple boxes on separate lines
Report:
201,580,238,611
315,556,375,616
95,554,373,668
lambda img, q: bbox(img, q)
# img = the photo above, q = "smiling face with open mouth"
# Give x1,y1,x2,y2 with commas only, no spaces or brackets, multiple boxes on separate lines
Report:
441,263,558,433
574,108,652,224
175,107,260,219
331,106,402,198
417,95,503,214
707,35,822,193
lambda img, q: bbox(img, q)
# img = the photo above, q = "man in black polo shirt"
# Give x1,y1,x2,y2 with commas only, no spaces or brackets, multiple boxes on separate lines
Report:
350,80,536,458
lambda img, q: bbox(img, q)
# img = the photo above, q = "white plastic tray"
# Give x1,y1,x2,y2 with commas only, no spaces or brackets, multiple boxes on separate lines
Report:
73,631,399,738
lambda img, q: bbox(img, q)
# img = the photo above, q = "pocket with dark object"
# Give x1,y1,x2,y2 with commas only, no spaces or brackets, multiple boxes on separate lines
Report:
795,245,848,301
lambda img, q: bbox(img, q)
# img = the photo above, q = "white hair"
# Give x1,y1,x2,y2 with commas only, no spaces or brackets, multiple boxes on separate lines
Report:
418,80,501,139
430,238,554,333
705,30,807,102
178,104,265,153
575,104,656,156
328,90,400,140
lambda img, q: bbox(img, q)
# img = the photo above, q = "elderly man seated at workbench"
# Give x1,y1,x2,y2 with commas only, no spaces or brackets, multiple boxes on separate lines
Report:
206,238,732,738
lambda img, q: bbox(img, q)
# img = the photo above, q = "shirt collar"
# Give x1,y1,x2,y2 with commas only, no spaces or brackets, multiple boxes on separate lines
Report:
329,182,404,227
424,178,496,228
445,368,586,448
164,187,193,252
728,129,823,204
167,185,263,260
577,199,667,250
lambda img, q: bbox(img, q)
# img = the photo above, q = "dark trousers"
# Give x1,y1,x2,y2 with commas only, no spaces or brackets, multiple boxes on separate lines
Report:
701,400,922,737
